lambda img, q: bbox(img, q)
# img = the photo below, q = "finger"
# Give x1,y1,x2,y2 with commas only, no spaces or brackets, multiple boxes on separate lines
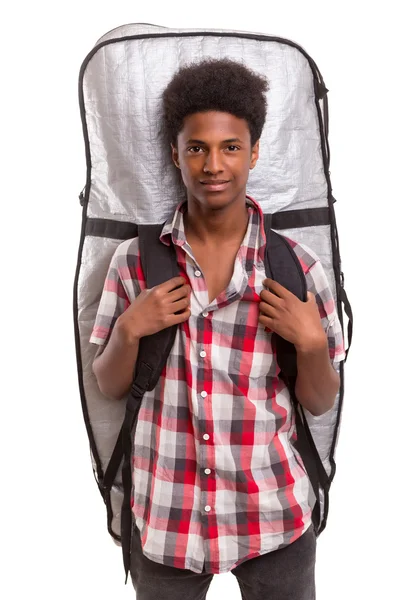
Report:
259,289,282,308
259,301,278,318
262,278,292,299
168,284,191,303
306,291,316,303
258,314,274,332
160,276,187,293
170,296,191,314
169,308,191,325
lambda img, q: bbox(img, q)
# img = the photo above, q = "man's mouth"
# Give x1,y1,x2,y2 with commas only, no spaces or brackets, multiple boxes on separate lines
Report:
200,180,230,191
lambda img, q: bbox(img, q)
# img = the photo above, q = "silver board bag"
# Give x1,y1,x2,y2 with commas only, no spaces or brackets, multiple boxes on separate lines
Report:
73,23,353,544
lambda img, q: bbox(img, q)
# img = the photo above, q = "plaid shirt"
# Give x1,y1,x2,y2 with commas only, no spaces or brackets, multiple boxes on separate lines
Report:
90,197,345,574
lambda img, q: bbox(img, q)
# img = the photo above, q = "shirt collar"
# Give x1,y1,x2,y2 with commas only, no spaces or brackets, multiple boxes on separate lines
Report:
160,195,266,267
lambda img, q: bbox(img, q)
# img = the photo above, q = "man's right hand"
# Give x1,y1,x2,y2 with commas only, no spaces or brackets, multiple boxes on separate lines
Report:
116,276,191,340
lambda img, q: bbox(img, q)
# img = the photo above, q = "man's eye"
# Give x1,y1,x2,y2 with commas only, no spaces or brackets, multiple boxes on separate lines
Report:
227,145,240,151
187,146,203,153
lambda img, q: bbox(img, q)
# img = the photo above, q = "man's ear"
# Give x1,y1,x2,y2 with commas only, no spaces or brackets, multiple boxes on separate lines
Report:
249,140,260,170
171,143,180,169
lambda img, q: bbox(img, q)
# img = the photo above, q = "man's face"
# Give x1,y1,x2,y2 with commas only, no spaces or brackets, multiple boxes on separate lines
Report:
171,111,259,211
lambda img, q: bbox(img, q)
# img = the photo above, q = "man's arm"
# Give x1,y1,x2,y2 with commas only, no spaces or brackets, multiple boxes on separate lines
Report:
92,318,140,401
294,335,340,416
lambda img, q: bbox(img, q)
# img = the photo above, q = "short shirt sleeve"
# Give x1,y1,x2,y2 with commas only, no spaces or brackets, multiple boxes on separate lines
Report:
89,238,144,346
290,241,346,365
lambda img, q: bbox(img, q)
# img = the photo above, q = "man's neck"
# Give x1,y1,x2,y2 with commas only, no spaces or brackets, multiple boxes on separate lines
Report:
183,196,249,247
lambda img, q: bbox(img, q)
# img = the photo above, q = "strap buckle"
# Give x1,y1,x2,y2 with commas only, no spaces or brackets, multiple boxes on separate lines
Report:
130,361,153,398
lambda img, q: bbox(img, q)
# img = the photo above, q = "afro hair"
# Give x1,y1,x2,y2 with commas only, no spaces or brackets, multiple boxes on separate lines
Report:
162,57,269,147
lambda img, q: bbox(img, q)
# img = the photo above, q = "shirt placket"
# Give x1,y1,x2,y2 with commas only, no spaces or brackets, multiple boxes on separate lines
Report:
180,243,216,538
197,308,216,536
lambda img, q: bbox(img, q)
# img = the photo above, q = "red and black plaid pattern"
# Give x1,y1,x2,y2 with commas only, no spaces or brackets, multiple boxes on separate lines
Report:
90,197,345,574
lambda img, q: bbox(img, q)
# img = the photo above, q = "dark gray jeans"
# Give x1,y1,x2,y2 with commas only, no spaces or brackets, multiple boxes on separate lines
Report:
129,524,316,600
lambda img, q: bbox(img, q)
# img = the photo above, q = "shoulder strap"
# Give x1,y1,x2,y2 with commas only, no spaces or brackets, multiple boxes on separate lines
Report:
103,224,179,490
263,214,328,534
135,224,180,390
263,214,307,377
99,224,179,578
121,224,180,579
264,214,307,300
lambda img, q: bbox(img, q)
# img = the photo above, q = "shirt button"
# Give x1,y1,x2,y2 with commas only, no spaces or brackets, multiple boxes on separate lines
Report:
202,311,209,317
203,433,210,441
194,270,202,277
204,468,211,475
200,391,207,398
200,350,206,358
204,505,211,512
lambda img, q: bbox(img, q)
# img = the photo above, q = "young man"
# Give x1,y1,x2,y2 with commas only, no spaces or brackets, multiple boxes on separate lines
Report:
90,58,345,600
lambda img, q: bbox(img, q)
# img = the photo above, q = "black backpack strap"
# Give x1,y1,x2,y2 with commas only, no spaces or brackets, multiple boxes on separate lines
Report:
100,224,179,581
264,217,307,377
263,214,329,533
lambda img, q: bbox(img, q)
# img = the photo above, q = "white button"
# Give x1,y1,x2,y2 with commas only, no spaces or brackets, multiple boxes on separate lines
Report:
203,433,210,440
204,468,211,475
194,270,202,277
200,391,207,398
204,505,211,512
200,350,206,358
202,311,209,317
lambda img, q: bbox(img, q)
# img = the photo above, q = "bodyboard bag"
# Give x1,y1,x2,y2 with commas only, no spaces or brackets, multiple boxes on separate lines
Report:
74,23,349,541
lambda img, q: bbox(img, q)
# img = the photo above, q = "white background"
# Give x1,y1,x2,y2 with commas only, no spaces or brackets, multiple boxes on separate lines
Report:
2,1,399,598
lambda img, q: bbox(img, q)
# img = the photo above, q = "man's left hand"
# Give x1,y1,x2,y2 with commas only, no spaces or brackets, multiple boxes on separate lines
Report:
259,278,327,352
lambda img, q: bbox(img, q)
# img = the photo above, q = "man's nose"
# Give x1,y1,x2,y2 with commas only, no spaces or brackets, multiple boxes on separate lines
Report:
203,149,224,174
